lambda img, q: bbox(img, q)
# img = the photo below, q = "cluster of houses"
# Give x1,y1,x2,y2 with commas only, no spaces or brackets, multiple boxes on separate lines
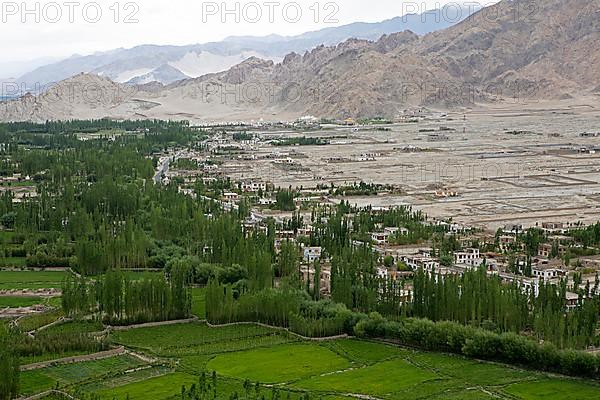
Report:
0,174,37,203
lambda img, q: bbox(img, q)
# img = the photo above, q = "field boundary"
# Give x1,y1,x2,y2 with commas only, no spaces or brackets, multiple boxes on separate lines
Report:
106,316,199,331
19,389,77,400
31,316,73,336
20,346,126,371
205,320,349,341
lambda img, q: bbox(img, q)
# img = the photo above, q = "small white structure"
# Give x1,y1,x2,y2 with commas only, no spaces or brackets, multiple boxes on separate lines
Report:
223,192,239,201
454,248,483,268
371,227,408,245
402,255,440,272
303,247,322,263
532,267,565,281
241,181,267,192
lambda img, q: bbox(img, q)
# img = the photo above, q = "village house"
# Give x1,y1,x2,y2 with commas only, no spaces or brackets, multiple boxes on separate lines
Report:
541,222,566,234
503,224,523,234
371,227,408,245
531,266,566,281
499,235,524,252
276,230,296,240
402,254,440,272
454,248,483,268
303,247,322,263
241,181,267,193
259,198,276,206
223,192,239,201
297,225,314,237
537,239,570,258
300,264,332,294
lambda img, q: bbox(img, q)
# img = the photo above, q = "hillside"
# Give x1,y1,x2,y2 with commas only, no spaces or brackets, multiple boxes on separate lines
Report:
1,0,598,122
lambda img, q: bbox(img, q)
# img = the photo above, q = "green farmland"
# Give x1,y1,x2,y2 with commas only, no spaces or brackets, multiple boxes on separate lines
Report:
0,270,67,290
0,296,43,308
5,275,600,400
14,322,597,400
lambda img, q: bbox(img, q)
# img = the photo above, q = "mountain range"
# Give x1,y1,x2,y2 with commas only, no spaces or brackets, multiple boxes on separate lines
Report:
1,0,598,122
10,4,475,90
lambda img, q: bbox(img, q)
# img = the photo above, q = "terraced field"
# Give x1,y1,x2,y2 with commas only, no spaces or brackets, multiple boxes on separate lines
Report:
0,270,67,290
19,355,147,396
0,295,43,308
14,321,600,400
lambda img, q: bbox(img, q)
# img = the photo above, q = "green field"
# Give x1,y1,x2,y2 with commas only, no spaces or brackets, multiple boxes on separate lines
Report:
191,287,206,318
41,320,104,335
16,323,600,400
207,343,350,383
505,379,600,400
93,372,197,400
294,358,439,396
16,309,64,331
20,355,146,396
110,322,286,356
0,270,67,289
0,295,43,308
0,257,27,267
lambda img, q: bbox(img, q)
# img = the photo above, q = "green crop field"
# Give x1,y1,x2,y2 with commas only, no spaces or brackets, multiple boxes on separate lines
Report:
294,358,439,396
16,309,64,331
0,295,43,308
93,372,197,400
16,322,600,400
41,320,105,335
207,343,350,383
505,379,600,400
19,355,147,396
0,270,67,289
110,322,282,354
191,287,206,319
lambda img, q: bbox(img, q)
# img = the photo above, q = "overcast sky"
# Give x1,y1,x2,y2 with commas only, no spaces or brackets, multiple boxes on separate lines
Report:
0,0,496,76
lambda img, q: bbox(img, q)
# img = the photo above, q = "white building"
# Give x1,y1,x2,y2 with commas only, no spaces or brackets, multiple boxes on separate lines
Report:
241,181,267,192
454,248,483,268
402,255,440,272
303,247,322,263
371,227,408,245
531,267,566,281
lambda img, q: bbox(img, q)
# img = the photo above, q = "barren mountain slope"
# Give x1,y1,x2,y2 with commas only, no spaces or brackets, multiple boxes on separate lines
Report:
1,0,598,121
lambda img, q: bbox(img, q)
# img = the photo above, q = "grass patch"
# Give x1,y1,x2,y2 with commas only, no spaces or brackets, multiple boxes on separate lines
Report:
20,355,147,396
20,350,95,366
408,351,532,386
0,296,43,308
207,343,350,383
191,287,205,319
42,320,104,335
325,339,407,364
79,365,173,393
505,379,600,399
294,358,439,396
17,309,63,331
158,333,295,357
93,372,197,400
19,369,57,396
110,322,277,354
0,270,67,290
